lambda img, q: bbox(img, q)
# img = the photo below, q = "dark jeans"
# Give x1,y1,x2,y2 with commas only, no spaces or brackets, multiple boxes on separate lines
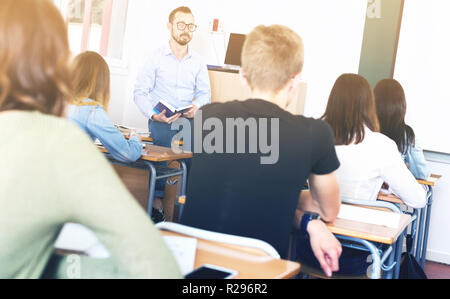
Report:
148,119,192,198
296,231,371,276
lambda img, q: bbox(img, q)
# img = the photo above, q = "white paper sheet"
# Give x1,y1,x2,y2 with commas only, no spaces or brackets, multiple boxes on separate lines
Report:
163,236,197,275
338,204,401,228
54,223,110,259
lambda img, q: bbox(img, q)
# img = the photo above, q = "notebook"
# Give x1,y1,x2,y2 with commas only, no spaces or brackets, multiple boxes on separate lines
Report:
154,100,193,117
338,204,401,228
54,223,110,259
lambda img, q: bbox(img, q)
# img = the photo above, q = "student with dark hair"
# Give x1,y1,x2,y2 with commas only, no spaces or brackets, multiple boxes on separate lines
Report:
322,74,425,208
295,74,426,276
374,79,430,180
0,0,181,279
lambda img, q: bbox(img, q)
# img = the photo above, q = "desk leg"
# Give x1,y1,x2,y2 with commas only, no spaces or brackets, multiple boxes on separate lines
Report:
393,232,405,279
420,187,433,268
415,207,425,263
176,160,188,222
410,209,419,255
145,162,157,218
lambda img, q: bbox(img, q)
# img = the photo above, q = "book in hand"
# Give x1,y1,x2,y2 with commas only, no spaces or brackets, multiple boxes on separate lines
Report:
154,100,193,117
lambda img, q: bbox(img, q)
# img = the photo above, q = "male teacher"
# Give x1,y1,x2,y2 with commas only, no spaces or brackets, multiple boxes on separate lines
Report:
134,6,211,222
134,6,211,147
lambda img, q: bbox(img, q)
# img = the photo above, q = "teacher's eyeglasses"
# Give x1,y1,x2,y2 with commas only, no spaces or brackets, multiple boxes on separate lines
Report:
176,22,197,32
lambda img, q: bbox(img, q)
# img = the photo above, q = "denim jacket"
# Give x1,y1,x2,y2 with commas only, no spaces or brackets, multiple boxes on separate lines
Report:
402,137,430,180
67,100,142,163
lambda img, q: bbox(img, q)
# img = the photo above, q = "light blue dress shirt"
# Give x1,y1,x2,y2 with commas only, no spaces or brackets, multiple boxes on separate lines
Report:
67,99,142,163
134,43,211,119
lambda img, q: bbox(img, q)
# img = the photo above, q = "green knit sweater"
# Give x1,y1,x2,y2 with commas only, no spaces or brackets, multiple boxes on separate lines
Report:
0,111,182,279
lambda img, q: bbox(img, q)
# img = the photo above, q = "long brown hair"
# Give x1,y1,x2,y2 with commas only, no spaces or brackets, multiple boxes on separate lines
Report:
374,79,415,154
70,51,111,110
0,0,71,116
322,74,380,145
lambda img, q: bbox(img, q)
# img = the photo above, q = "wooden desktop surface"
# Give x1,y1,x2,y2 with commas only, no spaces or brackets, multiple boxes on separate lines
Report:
99,144,192,162
377,174,442,205
125,135,153,143
417,174,442,187
161,231,301,279
327,213,412,245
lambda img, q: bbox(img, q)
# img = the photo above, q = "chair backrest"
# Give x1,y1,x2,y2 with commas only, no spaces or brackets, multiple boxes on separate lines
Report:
156,222,280,259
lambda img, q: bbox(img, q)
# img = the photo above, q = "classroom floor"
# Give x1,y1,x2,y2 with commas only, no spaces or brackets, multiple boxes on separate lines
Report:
425,262,450,279
113,165,450,279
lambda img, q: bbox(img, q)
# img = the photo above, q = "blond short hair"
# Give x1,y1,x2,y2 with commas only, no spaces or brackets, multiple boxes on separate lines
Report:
241,25,304,93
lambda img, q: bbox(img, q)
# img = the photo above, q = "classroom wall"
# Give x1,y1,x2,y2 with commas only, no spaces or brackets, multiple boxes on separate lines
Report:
358,0,450,265
423,152,450,265
107,0,367,129
105,0,450,265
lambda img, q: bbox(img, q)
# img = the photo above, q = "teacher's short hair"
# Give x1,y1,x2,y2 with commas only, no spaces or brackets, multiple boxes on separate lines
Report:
169,6,193,23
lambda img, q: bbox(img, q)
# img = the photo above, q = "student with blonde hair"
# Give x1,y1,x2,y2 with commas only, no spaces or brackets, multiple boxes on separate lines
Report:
0,0,181,279
181,25,342,277
68,51,143,163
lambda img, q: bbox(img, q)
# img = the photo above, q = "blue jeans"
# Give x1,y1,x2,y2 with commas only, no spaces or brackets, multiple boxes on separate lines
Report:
296,231,371,276
148,119,192,197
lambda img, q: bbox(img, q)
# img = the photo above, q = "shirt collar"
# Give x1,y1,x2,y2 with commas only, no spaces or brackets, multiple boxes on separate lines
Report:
164,41,193,59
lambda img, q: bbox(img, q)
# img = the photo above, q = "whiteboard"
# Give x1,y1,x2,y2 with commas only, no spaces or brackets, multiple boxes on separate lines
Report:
394,0,450,154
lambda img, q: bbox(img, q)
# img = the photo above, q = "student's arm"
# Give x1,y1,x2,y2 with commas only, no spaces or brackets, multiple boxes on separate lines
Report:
134,56,159,120
55,126,182,278
88,108,142,163
298,172,340,223
294,209,342,278
381,138,427,209
299,120,341,222
294,120,342,277
405,138,430,180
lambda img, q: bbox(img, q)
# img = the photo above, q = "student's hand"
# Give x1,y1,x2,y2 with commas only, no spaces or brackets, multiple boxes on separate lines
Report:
183,104,198,119
307,219,342,277
152,110,181,124
129,131,143,142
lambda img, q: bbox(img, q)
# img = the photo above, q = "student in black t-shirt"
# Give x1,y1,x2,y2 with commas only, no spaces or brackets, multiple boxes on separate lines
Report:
181,25,342,277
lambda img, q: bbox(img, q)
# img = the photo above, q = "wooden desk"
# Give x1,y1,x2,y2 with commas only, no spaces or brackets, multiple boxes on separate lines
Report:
377,192,404,205
377,174,442,268
417,174,442,187
161,231,301,279
125,135,153,143
99,144,192,162
327,212,412,245
326,205,412,279
377,175,442,205
99,144,192,219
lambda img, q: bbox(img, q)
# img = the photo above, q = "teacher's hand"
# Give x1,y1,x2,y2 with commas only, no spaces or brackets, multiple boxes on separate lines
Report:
152,110,181,124
183,104,198,119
